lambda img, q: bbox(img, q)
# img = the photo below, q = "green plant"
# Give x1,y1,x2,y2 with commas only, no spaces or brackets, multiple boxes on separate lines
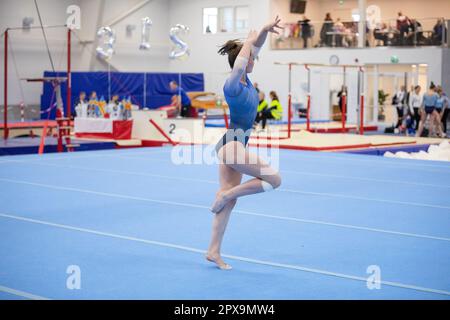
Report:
378,90,389,105
378,90,389,120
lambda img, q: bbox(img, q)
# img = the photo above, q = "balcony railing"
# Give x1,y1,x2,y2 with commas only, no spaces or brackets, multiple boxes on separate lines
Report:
271,17,449,50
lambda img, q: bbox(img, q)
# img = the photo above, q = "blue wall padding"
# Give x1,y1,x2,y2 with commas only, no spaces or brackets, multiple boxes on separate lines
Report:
40,71,204,119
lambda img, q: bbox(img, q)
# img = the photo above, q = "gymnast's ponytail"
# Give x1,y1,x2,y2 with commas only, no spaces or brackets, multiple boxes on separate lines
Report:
218,39,243,68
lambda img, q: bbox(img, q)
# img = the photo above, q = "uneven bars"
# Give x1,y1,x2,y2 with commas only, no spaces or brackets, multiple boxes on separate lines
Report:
4,25,68,32
274,62,364,68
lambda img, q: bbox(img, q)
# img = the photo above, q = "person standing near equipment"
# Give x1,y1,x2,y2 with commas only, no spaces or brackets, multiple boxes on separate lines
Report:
437,86,449,135
169,80,192,118
435,86,448,138
409,85,423,131
208,17,283,270
337,85,347,115
417,83,443,137
254,91,268,128
393,86,406,129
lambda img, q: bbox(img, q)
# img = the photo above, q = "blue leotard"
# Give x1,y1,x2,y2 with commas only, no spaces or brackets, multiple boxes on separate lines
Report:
215,55,259,153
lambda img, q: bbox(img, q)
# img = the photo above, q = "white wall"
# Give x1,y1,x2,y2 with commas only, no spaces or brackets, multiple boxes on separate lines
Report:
167,0,447,123
0,0,79,106
0,0,171,106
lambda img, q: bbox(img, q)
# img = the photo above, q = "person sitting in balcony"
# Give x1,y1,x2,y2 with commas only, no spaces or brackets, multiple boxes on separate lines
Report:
373,22,388,46
406,18,424,45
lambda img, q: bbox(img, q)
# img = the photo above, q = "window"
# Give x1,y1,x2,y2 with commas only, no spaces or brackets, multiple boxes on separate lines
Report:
235,6,249,33
203,7,218,34
203,6,249,34
219,7,234,33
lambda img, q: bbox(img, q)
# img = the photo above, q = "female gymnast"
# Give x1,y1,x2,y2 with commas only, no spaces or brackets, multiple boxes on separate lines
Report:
206,16,283,270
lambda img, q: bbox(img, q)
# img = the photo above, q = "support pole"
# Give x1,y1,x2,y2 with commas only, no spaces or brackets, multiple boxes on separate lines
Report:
3,29,8,139
360,94,365,135
358,0,366,48
287,63,292,138
342,66,347,133
359,67,365,135
223,107,229,129
305,64,311,132
66,28,71,118
342,94,347,132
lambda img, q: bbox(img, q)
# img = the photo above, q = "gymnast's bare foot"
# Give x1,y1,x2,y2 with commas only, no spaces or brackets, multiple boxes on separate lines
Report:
206,253,232,270
210,190,230,213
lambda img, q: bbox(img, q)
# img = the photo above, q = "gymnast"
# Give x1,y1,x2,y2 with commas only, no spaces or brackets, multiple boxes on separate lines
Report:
206,16,283,270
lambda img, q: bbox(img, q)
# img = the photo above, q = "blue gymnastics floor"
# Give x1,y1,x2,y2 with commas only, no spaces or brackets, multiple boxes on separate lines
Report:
0,146,449,300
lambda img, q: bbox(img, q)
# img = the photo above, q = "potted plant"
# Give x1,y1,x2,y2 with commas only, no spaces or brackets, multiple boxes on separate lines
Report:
378,90,389,121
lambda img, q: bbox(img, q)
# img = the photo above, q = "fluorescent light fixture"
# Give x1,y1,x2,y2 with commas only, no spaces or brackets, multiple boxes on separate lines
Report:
351,9,360,22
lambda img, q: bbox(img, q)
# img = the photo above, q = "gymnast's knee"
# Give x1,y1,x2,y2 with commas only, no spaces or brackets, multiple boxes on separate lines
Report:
262,173,282,191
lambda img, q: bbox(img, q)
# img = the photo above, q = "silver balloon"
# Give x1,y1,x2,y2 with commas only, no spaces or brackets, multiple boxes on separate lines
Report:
96,26,116,60
139,17,153,50
169,24,190,60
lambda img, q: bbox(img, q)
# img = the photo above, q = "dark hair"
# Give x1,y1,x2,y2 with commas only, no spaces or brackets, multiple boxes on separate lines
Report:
414,85,421,90
79,91,86,95
270,91,279,101
430,82,436,90
218,39,243,68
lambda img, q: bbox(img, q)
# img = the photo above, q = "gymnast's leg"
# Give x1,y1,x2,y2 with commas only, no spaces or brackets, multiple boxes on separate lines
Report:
206,161,242,270
211,141,282,214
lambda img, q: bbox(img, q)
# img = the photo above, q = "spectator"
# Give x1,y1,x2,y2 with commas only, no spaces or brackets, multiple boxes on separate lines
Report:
432,18,447,45
254,91,269,128
87,91,99,118
254,82,260,93
396,12,410,45
393,85,406,129
438,86,449,134
107,94,122,120
373,22,388,46
409,85,423,131
417,83,443,137
258,91,283,130
406,19,423,45
333,18,345,47
74,91,87,118
436,86,448,137
320,13,334,47
337,85,347,115
169,80,192,118
89,91,97,103
298,16,312,48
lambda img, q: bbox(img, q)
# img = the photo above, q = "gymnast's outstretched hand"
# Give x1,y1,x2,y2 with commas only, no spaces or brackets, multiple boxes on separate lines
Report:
263,15,283,34
254,15,283,47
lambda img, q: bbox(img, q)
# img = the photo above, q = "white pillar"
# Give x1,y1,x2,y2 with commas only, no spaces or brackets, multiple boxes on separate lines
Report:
358,0,366,48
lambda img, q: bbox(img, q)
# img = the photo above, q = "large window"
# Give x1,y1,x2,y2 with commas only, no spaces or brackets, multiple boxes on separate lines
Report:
235,6,249,33
203,7,218,34
203,6,249,34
